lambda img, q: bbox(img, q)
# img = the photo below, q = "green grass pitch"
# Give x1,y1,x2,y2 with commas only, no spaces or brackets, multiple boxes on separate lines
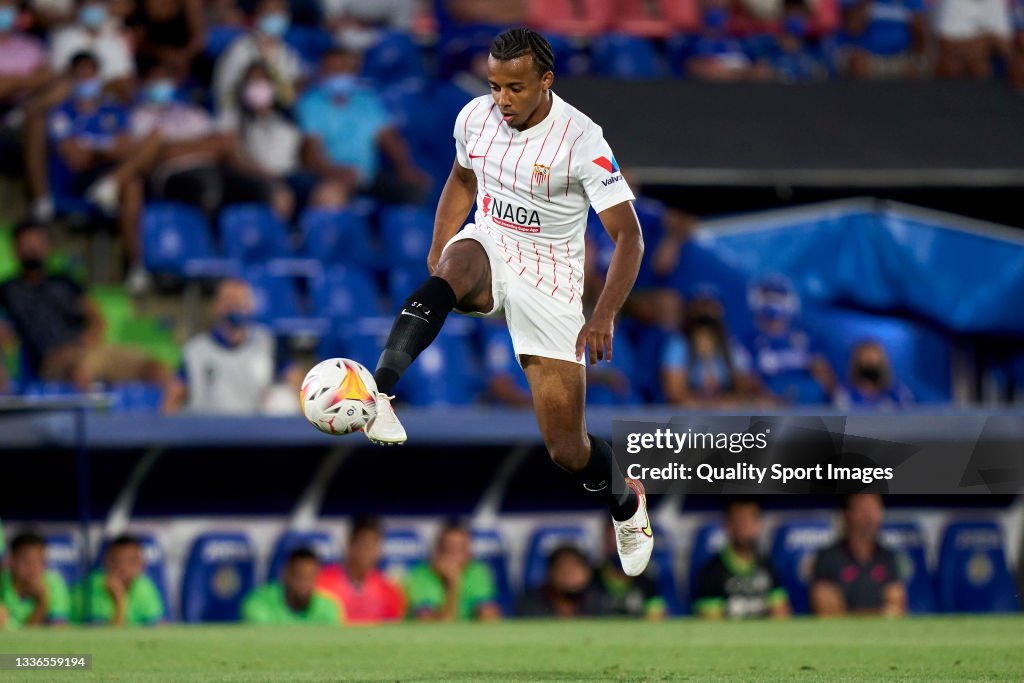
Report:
3,616,1023,682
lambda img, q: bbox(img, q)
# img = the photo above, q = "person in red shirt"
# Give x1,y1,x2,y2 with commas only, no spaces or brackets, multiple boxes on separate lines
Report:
317,517,404,624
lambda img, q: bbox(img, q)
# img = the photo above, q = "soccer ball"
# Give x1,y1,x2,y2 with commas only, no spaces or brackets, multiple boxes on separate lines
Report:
300,358,377,435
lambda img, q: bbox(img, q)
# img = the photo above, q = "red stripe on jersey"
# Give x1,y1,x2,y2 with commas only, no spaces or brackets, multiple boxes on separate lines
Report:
530,120,557,200
535,276,544,288
479,119,503,188
546,119,572,202
550,244,556,285
564,129,585,196
463,99,482,144
566,240,576,304
496,136,513,190
512,137,529,193
470,103,496,155
534,243,541,274
550,286,559,296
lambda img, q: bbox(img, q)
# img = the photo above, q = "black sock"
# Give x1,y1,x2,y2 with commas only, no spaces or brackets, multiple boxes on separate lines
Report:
573,434,638,522
373,276,457,395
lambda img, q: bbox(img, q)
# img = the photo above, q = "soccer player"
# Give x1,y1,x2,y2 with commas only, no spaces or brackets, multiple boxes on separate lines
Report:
364,27,653,576
0,531,71,628
242,548,341,625
71,534,164,626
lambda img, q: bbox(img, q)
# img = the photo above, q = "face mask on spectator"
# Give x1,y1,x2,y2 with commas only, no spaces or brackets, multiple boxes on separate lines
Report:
760,302,791,322
243,79,275,110
0,6,17,32
146,79,176,105
856,365,883,385
783,16,808,36
78,3,107,29
703,7,728,30
19,256,44,272
257,12,289,38
322,73,357,98
224,310,250,328
74,78,102,101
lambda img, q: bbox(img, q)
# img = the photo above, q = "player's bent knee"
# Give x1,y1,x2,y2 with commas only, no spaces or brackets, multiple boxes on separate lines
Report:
435,240,492,311
545,436,590,473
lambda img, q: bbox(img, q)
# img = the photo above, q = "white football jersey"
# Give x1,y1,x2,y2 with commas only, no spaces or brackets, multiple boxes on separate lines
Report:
454,92,635,305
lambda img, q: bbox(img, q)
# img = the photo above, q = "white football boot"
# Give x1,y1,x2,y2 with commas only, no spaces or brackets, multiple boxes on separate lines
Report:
364,392,407,445
612,478,654,576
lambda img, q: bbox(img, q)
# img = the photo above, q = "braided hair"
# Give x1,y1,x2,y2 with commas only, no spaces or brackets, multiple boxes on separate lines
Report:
489,27,555,76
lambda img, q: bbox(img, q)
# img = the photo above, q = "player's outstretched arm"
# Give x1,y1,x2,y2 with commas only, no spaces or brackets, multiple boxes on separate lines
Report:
428,160,477,274
576,201,644,364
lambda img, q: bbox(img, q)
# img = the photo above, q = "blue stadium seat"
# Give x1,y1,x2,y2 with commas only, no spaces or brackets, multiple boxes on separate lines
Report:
401,322,480,406
769,520,834,614
590,34,664,79
586,333,638,405
299,207,375,269
523,525,591,589
688,522,726,600
881,522,936,614
221,204,312,272
142,202,238,279
45,534,82,591
108,383,164,413
481,322,530,395
387,265,428,313
22,381,80,399
937,521,1019,613
311,265,383,320
181,532,256,623
471,529,514,616
379,205,433,265
266,530,339,583
284,25,333,67
648,533,684,615
204,26,244,60
363,31,427,85
245,267,328,337
93,534,169,618
379,528,428,584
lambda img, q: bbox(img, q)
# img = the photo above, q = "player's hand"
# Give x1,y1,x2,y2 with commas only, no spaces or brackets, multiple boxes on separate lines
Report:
104,574,127,602
576,314,614,365
427,247,443,276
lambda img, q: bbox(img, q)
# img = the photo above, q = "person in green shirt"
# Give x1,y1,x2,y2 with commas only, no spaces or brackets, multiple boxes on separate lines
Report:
71,534,165,626
242,548,341,625
1,531,71,629
405,521,500,621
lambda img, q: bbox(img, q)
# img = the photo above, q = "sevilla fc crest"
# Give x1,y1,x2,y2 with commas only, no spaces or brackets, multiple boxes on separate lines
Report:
532,164,550,186
482,193,492,215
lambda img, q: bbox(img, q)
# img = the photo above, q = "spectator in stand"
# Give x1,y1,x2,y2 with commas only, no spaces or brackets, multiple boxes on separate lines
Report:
811,494,906,617
297,46,429,204
834,339,913,409
661,286,769,408
518,545,607,618
0,531,71,628
176,279,290,415
694,499,791,619
42,52,163,287
405,521,500,621
50,0,136,94
0,0,53,178
316,517,405,623
0,220,182,410
1013,0,1024,88
839,0,928,78
934,0,1013,78
766,0,832,81
585,169,694,331
242,548,341,625
688,0,772,81
132,60,275,219
746,275,837,404
212,0,303,113
222,61,350,219
127,0,205,79
321,0,418,52
594,523,666,619
71,534,165,626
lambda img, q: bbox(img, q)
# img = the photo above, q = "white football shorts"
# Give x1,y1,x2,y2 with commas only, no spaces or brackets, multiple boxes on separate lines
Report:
443,224,586,367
